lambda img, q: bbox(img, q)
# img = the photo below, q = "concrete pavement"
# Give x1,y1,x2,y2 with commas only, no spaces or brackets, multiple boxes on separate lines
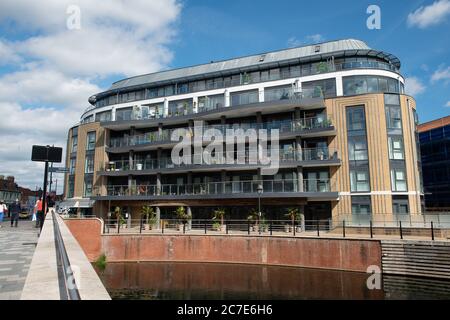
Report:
0,219,38,300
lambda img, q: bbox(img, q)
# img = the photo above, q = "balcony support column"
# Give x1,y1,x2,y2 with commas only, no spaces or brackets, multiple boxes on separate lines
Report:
297,166,304,192
156,173,161,195
187,206,192,230
296,136,302,161
158,123,163,137
163,98,169,117
129,150,134,170
225,89,230,107
155,206,161,229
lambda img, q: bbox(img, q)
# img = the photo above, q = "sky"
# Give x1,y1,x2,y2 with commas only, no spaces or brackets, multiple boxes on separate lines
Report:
0,0,449,192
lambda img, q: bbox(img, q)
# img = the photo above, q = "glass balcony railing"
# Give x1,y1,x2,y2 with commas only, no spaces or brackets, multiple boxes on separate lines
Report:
94,178,334,197
108,117,334,149
101,147,338,172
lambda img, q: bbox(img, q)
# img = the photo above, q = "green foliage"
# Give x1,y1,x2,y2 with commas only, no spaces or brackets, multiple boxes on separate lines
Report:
212,221,221,230
247,208,263,221
94,253,107,271
212,208,226,224
175,206,191,222
141,205,155,221
285,207,302,222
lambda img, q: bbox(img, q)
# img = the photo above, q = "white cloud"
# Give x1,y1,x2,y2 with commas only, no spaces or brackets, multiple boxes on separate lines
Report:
407,0,450,28
0,0,182,191
405,76,426,96
446,101,450,107
287,34,325,47
431,65,450,83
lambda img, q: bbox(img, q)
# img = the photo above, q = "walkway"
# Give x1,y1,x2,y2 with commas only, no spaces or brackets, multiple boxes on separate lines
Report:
0,220,38,300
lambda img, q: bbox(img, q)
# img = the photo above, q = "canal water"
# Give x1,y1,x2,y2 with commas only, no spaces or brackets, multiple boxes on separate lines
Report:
95,262,450,300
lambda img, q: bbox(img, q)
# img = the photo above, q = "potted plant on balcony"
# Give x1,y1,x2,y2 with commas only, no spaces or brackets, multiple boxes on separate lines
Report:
114,206,126,229
182,102,189,115
175,206,191,231
212,208,226,232
247,208,260,232
141,205,156,230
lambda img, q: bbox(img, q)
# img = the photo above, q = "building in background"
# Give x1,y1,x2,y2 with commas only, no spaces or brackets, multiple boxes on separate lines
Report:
418,116,450,211
0,175,21,205
63,39,422,222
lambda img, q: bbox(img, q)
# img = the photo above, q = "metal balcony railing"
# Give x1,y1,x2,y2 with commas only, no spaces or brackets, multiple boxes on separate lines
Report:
102,147,339,172
94,179,334,197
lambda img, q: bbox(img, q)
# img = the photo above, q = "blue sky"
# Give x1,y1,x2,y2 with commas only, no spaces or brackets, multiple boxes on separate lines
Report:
0,0,449,190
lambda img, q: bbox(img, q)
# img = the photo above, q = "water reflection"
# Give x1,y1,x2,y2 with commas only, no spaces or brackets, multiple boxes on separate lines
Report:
96,262,385,300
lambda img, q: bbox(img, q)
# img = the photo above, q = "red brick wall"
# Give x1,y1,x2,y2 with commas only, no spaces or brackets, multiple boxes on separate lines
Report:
65,219,103,261
64,219,381,272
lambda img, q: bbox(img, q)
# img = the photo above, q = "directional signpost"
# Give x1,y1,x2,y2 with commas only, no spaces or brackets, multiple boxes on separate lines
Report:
31,145,63,231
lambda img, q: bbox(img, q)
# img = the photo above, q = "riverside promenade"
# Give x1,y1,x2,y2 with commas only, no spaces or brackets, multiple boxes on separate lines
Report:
0,220,38,300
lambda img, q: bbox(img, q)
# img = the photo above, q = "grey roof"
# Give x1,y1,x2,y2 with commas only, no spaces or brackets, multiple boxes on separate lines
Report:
90,39,400,101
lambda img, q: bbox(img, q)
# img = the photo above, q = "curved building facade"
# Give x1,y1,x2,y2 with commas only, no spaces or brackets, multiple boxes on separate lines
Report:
63,39,422,222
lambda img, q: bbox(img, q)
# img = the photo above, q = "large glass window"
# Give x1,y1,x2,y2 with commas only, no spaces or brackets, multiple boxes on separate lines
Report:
350,168,370,192
68,176,75,198
85,154,94,174
230,90,259,106
348,136,368,160
86,132,96,151
391,168,407,191
351,196,371,214
116,107,133,121
347,106,366,131
385,106,402,129
264,85,292,102
69,158,76,175
95,111,111,122
168,99,193,116
343,76,402,96
71,135,78,153
388,136,405,160
83,175,93,197
302,78,336,98
198,94,225,112
392,195,409,214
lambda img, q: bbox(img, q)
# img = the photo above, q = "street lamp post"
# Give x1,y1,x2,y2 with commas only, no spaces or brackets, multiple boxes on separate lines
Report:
257,184,263,234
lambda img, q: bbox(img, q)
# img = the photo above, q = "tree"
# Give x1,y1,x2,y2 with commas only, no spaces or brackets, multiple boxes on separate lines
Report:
212,208,226,226
285,207,302,228
141,205,155,224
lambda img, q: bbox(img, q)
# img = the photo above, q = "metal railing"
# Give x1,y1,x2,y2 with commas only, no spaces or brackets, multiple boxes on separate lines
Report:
95,179,334,197
102,218,331,236
102,148,339,172
108,117,334,149
51,210,81,300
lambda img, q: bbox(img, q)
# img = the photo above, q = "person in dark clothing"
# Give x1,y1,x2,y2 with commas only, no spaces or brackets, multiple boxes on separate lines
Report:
9,198,21,227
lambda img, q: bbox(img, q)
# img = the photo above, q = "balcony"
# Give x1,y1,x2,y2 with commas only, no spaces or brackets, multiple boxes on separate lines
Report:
92,179,337,201
100,147,340,175
107,117,335,151
100,89,326,131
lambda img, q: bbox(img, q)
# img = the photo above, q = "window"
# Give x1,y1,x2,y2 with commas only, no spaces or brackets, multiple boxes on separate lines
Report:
351,196,371,215
348,136,368,160
388,136,404,160
350,168,370,192
71,135,78,153
85,154,94,174
385,106,402,129
83,175,93,197
302,78,336,98
68,176,75,198
69,158,76,175
116,107,133,121
343,76,401,96
168,99,193,116
347,106,366,131
264,85,292,102
86,132,96,151
230,90,259,106
198,95,224,112
95,111,111,122
392,196,409,214
391,168,407,191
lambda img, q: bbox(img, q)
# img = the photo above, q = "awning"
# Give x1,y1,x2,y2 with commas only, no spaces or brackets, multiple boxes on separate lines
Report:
58,198,95,208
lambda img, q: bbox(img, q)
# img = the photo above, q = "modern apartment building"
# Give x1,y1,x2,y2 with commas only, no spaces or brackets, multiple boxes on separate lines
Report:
63,39,422,222
418,116,450,211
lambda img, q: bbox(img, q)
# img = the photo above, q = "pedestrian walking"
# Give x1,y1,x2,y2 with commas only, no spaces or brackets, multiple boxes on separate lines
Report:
0,200,7,228
35,197,43,228
9,198,21,228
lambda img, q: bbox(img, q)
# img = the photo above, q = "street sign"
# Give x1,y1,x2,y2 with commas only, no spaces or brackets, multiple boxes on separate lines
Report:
31,145,62,163
49,167,69,173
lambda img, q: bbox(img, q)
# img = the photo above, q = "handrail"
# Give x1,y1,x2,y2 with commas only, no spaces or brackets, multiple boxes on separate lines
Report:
52,211,81,300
